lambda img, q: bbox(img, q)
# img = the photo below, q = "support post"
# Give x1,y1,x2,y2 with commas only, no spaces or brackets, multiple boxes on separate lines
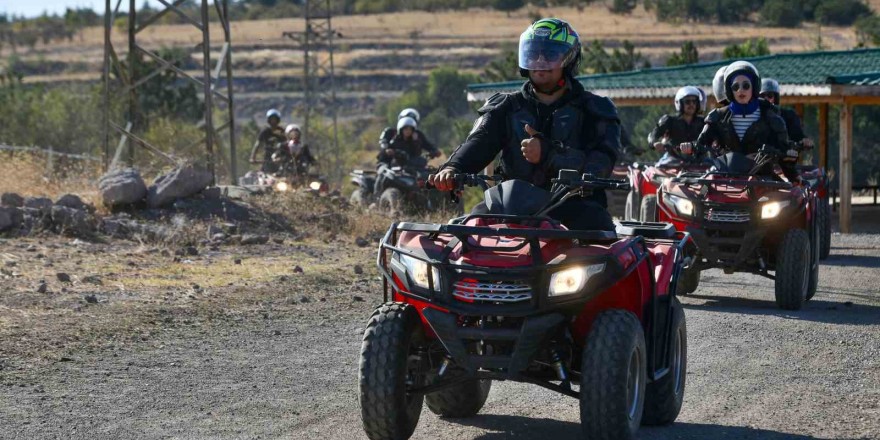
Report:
102,0,112,170
818,103,828,169
200,0,215,184
127,0,137,166
838,101,853,234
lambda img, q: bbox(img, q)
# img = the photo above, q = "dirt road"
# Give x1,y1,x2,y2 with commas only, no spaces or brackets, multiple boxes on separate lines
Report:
1,234,878,440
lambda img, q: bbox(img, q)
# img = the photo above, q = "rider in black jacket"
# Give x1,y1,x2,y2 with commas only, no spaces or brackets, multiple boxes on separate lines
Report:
430,18,621,231
760,78,814,156
648,86,705,166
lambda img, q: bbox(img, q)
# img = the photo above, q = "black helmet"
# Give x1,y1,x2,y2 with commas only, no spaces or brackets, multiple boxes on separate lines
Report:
760,78,781,104
723,61,761,102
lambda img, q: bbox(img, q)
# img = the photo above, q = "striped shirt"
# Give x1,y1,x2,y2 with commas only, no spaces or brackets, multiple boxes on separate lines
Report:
730,108,761,140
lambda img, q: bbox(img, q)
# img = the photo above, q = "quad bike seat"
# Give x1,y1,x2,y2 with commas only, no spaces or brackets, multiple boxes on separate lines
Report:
616,221,676,239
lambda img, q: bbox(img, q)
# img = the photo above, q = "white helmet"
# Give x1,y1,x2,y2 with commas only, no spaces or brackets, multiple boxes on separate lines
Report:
697,87,707,113
723,60,761,101
285,124,301,135
266,109,281,120
674,86,703,113
398,108,420,122
397,116,417,131
712,65,727,103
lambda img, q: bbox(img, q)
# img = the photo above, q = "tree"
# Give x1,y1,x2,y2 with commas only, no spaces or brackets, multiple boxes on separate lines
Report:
494,0,525,15
482,49,520,83
666,41,699,66
608,0,637,14
760,0,804,27
814,0,871,26
722,38,770,59
856,15,880,47
582,40,650,74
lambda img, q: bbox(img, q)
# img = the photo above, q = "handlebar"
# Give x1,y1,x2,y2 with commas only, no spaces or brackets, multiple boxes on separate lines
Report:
424,173,503,191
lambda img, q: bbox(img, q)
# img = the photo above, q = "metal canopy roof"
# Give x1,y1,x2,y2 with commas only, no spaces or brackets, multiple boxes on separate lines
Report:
466,48,880,104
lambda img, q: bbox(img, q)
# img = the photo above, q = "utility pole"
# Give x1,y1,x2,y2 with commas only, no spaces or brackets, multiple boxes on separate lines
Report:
102,0,236,184
283,0,340,177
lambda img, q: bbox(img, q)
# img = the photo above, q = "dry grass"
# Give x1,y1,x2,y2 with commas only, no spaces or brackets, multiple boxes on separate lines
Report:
0,152,102,206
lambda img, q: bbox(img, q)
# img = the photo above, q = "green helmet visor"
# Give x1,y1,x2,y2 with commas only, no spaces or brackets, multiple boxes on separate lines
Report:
518,36,574,71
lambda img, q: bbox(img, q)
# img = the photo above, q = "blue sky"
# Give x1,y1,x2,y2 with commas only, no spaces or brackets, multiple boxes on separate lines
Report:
2,0,149,18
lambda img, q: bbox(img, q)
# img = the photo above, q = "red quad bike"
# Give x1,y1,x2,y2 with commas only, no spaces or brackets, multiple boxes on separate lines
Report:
358,170,695,440
798,164,831,260
626,146,710,222
656,146,820,309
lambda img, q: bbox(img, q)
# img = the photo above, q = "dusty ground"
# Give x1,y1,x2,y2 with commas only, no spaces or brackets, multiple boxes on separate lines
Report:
0,225,878,439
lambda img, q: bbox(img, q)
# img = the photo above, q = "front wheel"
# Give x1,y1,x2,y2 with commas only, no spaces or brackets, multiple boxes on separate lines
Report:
350,188,368,207
676,267,700,295
379,188,403,216
359,303,425,440
774,229,810,310
580,310,647,440
642,298,687,425
640,195,657,222
625,190,637,221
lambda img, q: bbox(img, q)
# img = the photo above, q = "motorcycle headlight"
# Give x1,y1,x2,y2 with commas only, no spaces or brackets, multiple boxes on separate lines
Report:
399,254,440,290
274,181,290,192
761,200,790,219
665,194,694,217
548,263,606,297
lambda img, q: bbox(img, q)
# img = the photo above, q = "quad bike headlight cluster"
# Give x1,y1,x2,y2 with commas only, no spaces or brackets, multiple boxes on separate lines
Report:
274,181,290,192
664,194,694,217
399,254,441,290
548,263,606,297
761,200,790,219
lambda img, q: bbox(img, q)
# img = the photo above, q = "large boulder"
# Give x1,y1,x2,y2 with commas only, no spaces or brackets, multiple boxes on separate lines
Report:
0,207,22,232
24,197,53,214
147,164,213,209
1,193,24,207
99,168,147,207
55,194,92,212
51,206,96,236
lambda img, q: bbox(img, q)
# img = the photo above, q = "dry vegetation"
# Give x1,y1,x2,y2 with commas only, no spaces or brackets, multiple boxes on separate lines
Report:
0,152,103,205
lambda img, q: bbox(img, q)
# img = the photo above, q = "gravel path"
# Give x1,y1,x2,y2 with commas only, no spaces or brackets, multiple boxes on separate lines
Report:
1,234,878,440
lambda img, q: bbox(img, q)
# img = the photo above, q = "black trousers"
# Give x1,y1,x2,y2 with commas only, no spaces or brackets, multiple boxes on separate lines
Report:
471,198,615,231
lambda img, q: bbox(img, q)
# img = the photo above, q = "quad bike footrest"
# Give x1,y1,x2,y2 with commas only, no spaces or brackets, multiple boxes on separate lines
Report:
422,308,565,378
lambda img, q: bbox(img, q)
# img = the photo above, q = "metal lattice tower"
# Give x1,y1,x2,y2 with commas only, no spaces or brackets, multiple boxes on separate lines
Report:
102,0,236,184
283,0,340,172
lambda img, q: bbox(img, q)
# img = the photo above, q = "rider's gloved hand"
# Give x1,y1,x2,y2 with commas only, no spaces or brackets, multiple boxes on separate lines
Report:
679,142,694,156
521,124,545,164
384,148,395,156
428,168,457,191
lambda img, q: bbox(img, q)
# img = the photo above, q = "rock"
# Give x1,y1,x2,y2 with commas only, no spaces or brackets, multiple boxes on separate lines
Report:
211,233,227,242
233,258,242,265
241,234,269,245
56,273,71,283
24,197,53,214
272,237,285,245
50,206,96,236
36,283,47,294
353,295,365,302
299,296,310,303
355,237,369,247
82,275,103,285
0,207,22,232
293,265,304,273
147,164,213,208
201,187,221,199
55,194,90,211
354,265,364,275
184,246,199,256
1,193,24,207
98,168,147,207
84,294,98,304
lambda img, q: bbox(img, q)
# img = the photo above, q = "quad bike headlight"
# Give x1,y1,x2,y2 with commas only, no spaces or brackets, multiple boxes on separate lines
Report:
309,181,322,191
399,253,440,290
665,194,694,217
274,181,290,192
761,200,790,219
548,263,606,297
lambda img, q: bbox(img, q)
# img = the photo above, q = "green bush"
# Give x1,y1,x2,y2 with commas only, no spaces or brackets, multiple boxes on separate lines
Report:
666,41,699,66
814,0,871,26
722,38,771,59
609,0,638,14
856,15,880,47
760,0,804,27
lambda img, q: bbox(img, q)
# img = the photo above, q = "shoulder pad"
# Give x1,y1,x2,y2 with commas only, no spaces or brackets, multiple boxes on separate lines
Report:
657,114,671,126
767,113,787,131
582,94,619,120
478,92,514,115
704,108,724,123
379,127,395,141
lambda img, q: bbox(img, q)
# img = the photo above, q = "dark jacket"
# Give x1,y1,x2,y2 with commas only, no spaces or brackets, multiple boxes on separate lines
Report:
254,125,286,161
443,80,620,196
648,114,704,150
377,131,437,167
695,99,797,180
779,107,805,143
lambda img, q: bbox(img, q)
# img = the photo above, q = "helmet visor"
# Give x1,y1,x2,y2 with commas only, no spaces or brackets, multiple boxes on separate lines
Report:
518,36,573,71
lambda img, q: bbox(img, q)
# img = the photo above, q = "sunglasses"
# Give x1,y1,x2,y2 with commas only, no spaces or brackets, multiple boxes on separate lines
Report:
731,81,752,92
682,98,699,105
